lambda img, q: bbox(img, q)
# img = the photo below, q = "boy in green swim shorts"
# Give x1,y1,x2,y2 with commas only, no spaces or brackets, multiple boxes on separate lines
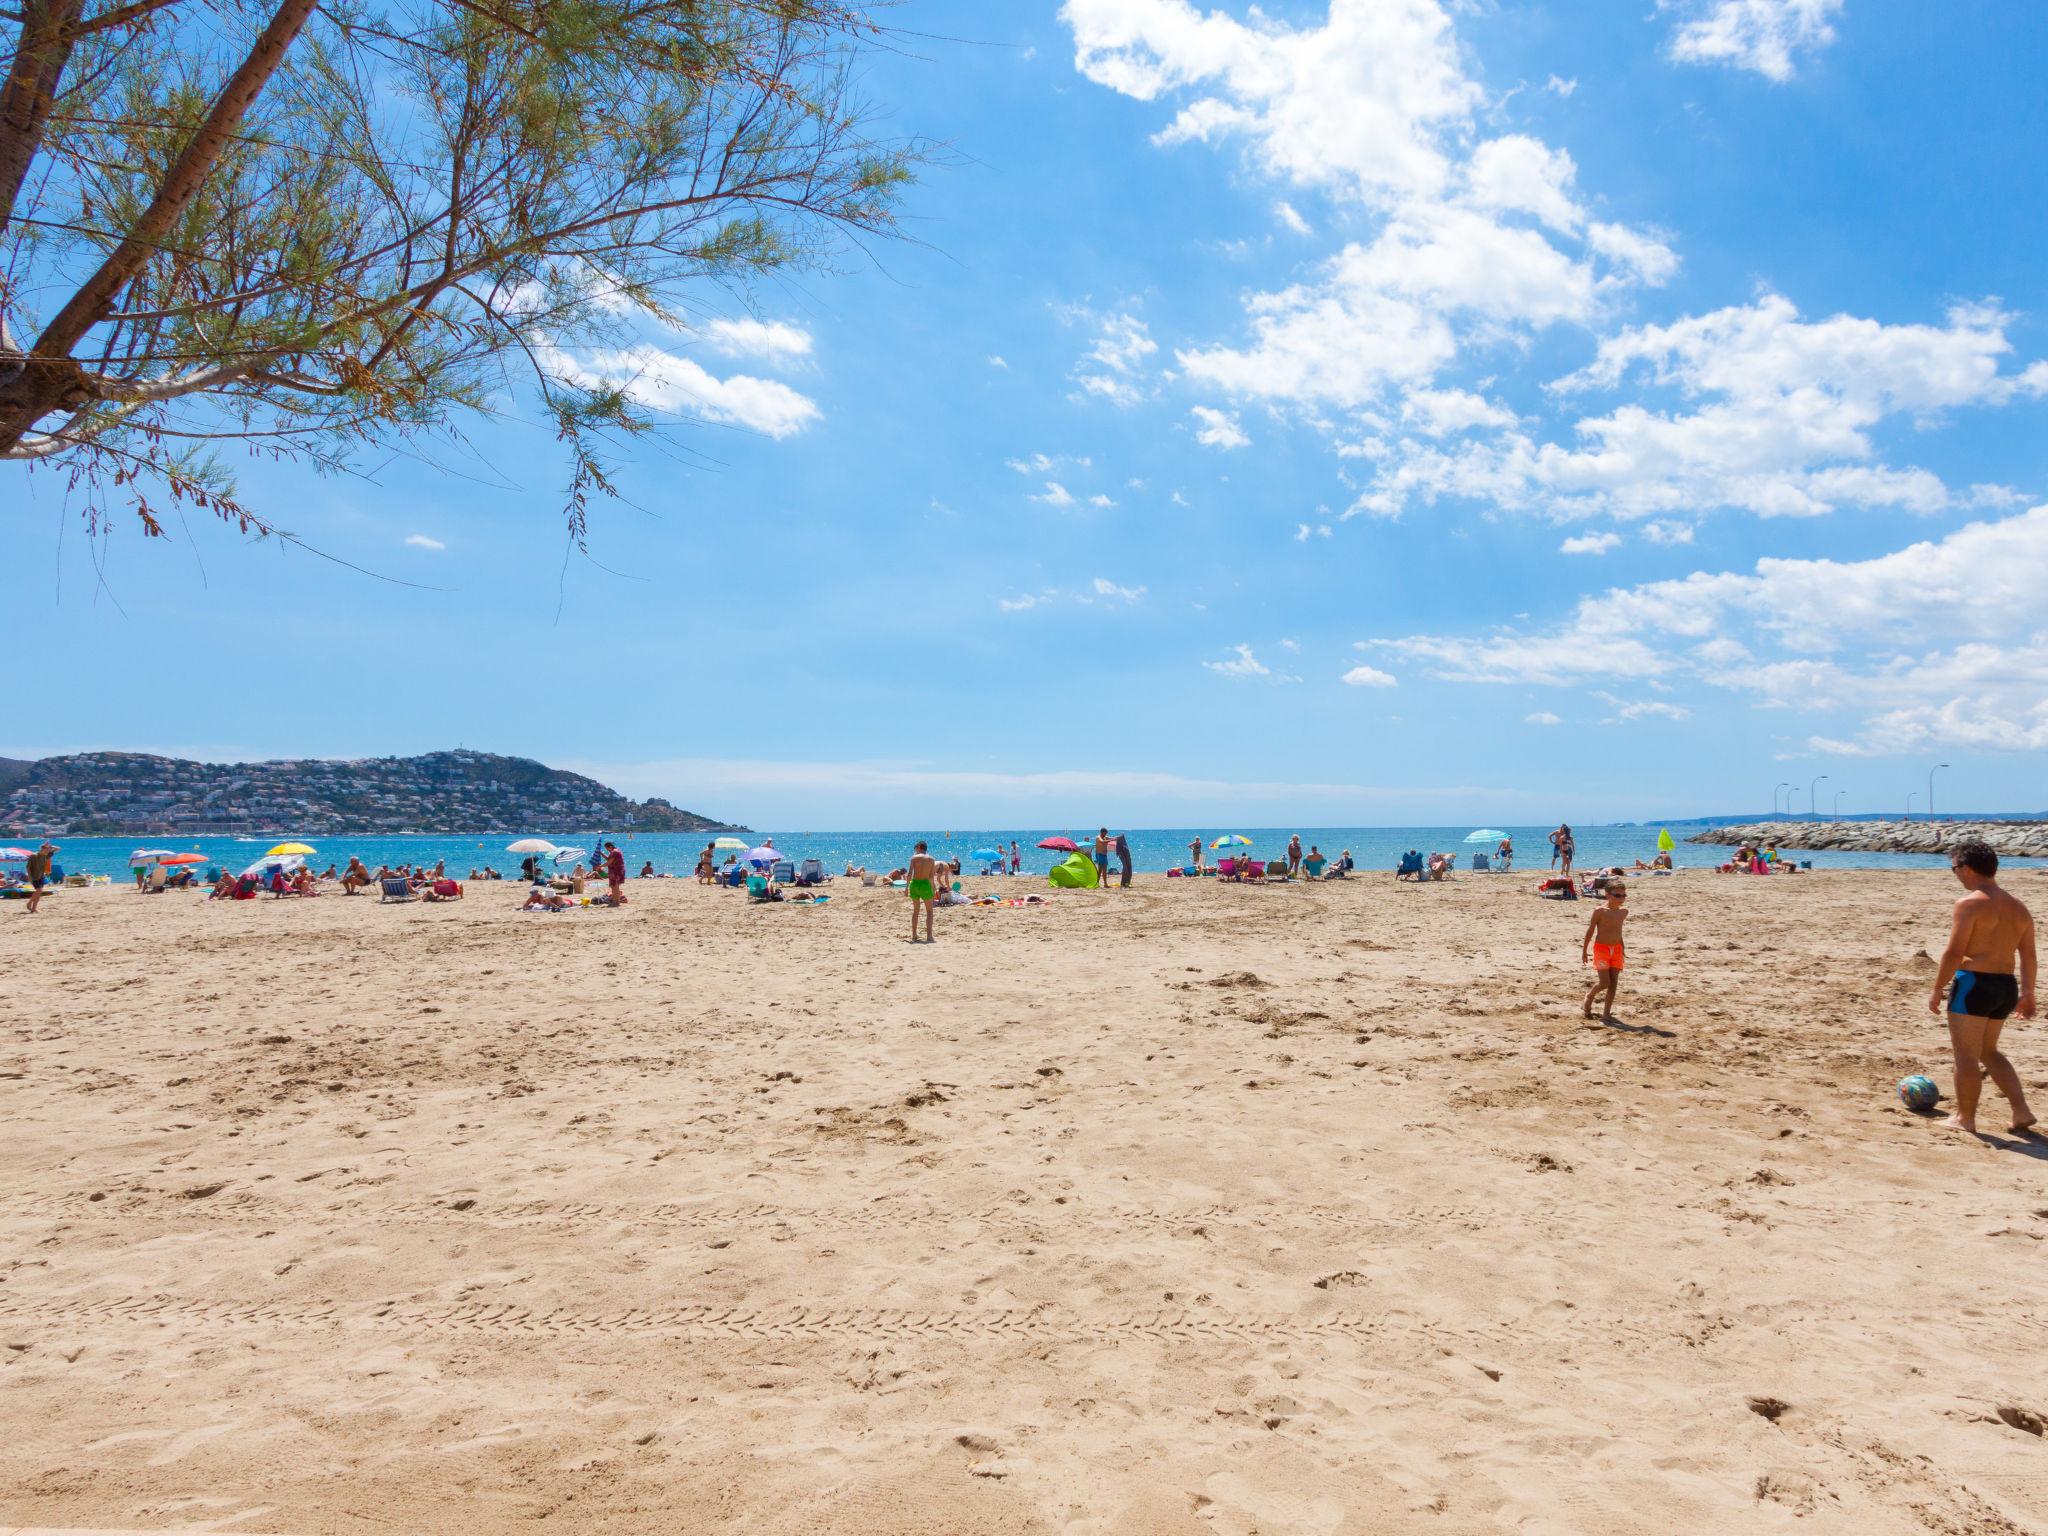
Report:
907,841,938,943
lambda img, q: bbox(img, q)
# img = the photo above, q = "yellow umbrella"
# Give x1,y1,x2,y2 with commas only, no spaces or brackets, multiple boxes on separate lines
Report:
267,841,317,857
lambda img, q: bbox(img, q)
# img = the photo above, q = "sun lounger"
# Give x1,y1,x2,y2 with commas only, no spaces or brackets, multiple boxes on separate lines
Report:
771,859,796,883
1396,851,1425,879
141,865,168,893
379,877,416,903
797,858,829,885
1472,853,1490,871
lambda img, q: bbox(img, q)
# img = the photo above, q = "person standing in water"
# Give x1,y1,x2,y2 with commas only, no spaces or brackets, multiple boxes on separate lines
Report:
1928,838,2037,1136
1187,835,1203,873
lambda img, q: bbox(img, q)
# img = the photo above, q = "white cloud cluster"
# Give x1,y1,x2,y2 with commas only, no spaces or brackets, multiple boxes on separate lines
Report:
1349,295,2044,522
1000,579,1147,614
1063,0,1675,442
1362,504,2048,752
557,344,820,437
1666,0,1842,83
1203,642,1301,682
1191,405,1249,449
1072,310,1158,406
705,317,813,361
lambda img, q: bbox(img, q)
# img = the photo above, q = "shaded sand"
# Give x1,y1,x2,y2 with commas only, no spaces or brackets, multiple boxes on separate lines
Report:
3,869,2046,1534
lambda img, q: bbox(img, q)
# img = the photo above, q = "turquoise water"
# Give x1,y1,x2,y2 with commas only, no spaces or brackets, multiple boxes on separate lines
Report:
31,825,2035,881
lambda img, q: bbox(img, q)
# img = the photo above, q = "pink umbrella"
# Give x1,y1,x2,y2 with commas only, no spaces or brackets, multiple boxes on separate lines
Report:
1036,837,1078,853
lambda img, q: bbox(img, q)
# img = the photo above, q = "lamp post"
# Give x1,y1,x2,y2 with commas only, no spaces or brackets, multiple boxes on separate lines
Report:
1775,781,1789,818
1906,791,1917,821
1809,773,1828,824
1929,763,1948,822
1787,787,1801,817
1833,789,1846,819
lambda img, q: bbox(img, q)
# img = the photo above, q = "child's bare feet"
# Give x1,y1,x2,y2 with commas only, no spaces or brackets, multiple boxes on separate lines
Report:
2013,1111,2039,1133
1940,1113,1980,1134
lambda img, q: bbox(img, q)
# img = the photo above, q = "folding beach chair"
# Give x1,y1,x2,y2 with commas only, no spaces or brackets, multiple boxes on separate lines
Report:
379,877,417,903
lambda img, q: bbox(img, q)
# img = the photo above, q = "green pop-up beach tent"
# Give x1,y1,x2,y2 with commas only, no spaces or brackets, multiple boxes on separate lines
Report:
1048,850,1099,889
1656,827,1675,853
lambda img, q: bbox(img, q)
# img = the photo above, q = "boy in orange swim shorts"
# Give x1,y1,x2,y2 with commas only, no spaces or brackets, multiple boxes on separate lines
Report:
1581,881,1628,1022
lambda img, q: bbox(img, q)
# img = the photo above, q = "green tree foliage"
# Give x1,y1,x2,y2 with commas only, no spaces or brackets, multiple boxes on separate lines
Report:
0,0,913,537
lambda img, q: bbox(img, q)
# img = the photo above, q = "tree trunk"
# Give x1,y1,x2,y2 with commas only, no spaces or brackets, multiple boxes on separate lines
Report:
0,0,318,451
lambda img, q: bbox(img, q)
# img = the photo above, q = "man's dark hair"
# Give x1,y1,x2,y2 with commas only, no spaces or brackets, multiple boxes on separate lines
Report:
914,841,927,852
1950,838,1998,878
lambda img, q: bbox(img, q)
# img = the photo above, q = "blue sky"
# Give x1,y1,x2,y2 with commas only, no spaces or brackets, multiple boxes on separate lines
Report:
9,0,2048,827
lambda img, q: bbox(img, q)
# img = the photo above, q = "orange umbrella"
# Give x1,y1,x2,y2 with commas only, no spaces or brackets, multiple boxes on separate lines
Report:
159,853,206,866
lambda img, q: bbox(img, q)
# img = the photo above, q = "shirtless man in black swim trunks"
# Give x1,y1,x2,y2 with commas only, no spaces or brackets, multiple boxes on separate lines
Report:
1928,837,2037,1136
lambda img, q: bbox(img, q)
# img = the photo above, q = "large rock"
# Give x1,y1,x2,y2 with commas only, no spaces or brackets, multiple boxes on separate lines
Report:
1687,820,2048,857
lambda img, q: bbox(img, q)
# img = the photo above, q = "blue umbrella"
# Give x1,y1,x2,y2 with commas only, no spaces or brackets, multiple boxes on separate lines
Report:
971,847,1000,862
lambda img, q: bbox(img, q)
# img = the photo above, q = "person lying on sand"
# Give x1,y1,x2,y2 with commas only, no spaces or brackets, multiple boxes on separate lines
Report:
522,884,571,912
1928,837,2038,1136
1581,881,1627,1022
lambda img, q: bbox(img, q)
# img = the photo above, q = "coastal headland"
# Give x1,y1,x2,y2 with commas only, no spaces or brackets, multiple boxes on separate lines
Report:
1689,819,2048,857
4,869,2045,1533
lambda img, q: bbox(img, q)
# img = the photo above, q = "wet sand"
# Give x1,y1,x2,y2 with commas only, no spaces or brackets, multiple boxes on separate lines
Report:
3,869,2046,1534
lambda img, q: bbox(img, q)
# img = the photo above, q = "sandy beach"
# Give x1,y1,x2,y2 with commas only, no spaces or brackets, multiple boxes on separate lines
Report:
3,868,2046,1535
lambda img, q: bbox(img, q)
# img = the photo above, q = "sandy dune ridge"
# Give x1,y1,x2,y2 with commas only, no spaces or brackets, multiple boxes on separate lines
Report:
2,870,2046,1534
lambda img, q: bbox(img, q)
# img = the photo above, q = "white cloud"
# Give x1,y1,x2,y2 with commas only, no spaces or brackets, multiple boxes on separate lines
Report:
988,354,1010,369
1401,388,1516,437
1666,0,1842,82
1204,643,1270,679
1293,521,1332,541
1279,637,1301,652
705,317,813,361
1091,576,1147,602
1597,692,1692,723
1066,0,1673,430
1070,309,1158,406
1088,493,1118,508
1204,642,1303,683
998,593,1044,613
1033,481,1077,508
1191,405,1250,449
1351,295,2042,523
1171,490,1191,507
1525,711,1562,726
1641,520,1695,545
1063,0,1479,203
404,533,444,551
1341,664,1397,687
550,343,819,437
1364,503,2048,753
1560,531,1621,555
1276,200,1312,235
1545,74,1577,96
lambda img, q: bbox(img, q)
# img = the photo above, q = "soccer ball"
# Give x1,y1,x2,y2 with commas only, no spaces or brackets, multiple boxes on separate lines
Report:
1897,1074,1940,1112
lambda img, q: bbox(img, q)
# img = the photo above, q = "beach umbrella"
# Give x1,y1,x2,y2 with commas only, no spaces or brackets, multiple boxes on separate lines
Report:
712,835,748,850
551,847,587,866
971,847,1000,862
159,853,206,867
1209,834,1253,850
241,854,304,878
266,841,317,857
744,845,781,867
1464,828,1507,843
506,838,557,854
0,847,30,860
129,847,177,867
1037,836,1079,852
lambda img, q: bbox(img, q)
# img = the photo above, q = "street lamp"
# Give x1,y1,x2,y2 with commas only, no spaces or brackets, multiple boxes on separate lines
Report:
1833,789,1846,819
1809,773,1828,824
1787,787,1801,817
1929,763,1949,821
1906,791,1917,821
1775,781,1790,817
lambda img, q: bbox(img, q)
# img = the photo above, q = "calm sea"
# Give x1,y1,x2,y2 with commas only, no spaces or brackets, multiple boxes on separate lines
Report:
33,825,2032,881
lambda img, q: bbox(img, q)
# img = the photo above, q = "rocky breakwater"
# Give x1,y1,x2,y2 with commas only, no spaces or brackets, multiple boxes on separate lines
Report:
1688,820,2048,857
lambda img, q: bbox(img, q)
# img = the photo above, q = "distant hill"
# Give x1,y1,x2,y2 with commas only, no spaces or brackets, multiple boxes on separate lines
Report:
0,750,741,836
